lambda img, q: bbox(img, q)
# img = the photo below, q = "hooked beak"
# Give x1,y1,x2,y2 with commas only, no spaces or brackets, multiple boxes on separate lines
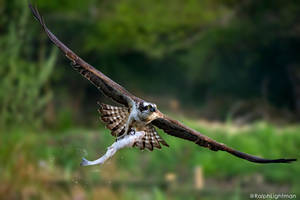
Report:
154,110,164,119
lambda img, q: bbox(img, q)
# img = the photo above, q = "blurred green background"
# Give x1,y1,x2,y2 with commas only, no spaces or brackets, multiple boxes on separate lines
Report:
1,0,299,199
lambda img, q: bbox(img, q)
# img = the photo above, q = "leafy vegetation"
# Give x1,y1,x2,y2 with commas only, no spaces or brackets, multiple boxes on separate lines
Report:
1,121,299,199
0,0,57,128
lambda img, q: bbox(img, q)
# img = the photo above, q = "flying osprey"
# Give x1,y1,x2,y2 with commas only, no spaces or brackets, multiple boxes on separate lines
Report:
29,4,296,164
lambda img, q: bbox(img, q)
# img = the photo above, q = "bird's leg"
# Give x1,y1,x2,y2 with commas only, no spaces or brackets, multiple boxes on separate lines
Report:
116,128,135,141
70,60,78,68
123,117,131,135
129,129,136,135
116,134,126,141
116,111,135,141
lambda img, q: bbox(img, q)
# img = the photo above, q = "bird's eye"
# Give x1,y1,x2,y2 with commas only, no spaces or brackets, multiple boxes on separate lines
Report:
149,105,156,112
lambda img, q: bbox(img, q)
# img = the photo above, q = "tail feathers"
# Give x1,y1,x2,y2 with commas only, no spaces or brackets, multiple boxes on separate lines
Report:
98,103,129,137
134,125,169,151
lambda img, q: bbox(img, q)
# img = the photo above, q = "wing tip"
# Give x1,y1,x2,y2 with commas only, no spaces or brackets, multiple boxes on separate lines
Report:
163,142,170,147
28,2,39,20
249,157,297,164
28,2,47,28
274,158,297,163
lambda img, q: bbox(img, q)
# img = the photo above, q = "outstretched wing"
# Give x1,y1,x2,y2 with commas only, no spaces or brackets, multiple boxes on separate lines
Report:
152,114,297,164
29,4,142,107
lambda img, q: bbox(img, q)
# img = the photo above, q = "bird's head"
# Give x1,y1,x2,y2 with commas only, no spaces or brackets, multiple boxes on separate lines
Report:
137,101,163,123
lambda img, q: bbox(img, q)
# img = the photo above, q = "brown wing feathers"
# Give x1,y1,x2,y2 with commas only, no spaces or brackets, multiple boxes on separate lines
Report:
152,117,296,163
29,4,140,107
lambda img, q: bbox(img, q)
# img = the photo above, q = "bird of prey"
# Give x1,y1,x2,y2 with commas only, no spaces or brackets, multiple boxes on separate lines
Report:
29,4,296,164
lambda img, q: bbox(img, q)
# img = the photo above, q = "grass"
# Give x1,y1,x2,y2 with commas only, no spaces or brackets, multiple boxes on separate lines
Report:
0,120,299,199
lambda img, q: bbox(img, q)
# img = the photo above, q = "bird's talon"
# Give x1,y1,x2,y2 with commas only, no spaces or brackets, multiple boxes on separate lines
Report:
130,130,135,135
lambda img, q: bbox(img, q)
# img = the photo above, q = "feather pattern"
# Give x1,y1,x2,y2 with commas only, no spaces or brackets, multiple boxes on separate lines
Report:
134,125,169,151
98,103,129,137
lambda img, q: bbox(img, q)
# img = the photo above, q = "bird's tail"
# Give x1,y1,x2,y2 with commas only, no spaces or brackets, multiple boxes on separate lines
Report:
133,125,169,151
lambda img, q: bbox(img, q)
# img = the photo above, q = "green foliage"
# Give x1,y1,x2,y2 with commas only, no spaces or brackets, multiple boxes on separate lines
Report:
0,122,299,199
177,1,300,111
0,0,57,129
87,0,228,57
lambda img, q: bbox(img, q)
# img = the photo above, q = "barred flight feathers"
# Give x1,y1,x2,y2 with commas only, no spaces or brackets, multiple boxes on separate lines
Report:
98,103,129,137
134,125,168,151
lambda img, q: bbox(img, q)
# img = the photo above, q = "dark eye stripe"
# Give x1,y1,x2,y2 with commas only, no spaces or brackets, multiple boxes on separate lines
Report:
139,103,148,111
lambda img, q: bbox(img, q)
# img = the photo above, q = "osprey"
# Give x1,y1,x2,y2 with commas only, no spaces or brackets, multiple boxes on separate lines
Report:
29,4,297,164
